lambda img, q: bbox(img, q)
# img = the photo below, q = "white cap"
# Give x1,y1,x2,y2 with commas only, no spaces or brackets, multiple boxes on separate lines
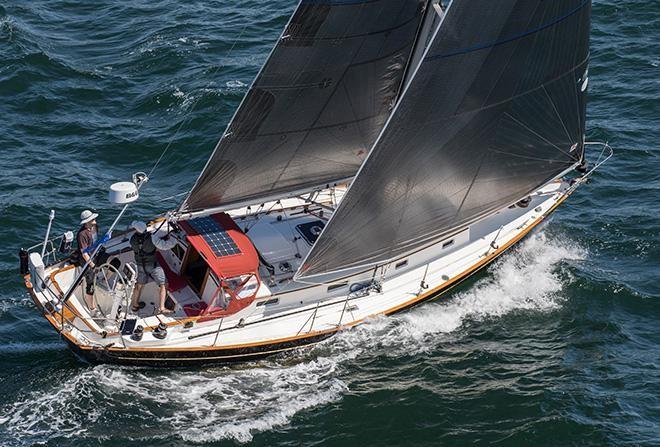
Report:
131,220,148,234
80,210,99,225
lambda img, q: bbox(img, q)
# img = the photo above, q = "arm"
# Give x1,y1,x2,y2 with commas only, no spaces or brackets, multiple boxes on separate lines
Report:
77,229,95,268
82,252,95,268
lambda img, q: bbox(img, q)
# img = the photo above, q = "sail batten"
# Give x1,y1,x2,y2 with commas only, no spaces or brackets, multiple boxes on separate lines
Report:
181,0,427,213
296,0,592,281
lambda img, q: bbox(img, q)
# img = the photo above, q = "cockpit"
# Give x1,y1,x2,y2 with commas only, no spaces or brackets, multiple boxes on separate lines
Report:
174,213,261,319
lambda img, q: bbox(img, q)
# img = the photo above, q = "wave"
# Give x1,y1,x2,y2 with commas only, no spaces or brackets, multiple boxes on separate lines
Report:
0,369,99,445
167,85,245,113
0,16,15,41
0,341,63,354
128,32,207,57
0,296,34,317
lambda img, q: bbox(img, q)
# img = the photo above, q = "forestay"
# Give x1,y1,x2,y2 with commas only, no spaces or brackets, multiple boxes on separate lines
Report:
297,0,592,280
181,0,427,213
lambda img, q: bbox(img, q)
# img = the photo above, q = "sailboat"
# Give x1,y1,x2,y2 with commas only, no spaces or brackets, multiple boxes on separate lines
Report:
21,0,611,366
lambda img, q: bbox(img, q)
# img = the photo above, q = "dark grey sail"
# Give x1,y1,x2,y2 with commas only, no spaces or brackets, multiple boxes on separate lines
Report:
297,0,591,280
181,0,427,213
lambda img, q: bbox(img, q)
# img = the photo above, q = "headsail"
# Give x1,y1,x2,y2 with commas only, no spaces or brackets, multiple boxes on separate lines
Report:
297,0,591,280
181,0,427,213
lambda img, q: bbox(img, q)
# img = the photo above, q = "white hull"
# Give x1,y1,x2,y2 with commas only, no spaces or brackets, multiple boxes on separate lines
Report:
25,178,577,365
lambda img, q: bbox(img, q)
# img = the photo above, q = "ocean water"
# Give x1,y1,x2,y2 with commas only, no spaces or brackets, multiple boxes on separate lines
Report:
0,1,658,446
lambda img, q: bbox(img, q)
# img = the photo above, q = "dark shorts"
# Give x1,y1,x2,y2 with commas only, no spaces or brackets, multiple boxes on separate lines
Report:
137,263,166,286
83,267,95,295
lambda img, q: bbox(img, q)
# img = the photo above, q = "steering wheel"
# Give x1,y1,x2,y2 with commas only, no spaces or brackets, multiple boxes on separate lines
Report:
93,262,134,327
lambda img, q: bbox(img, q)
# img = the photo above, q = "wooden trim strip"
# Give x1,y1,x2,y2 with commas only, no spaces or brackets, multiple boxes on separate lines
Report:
49,264,76,295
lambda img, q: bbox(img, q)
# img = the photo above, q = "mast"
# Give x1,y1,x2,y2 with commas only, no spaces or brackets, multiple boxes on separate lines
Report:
403,0,443,89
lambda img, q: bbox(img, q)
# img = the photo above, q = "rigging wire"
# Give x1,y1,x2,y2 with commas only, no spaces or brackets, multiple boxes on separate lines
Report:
158,190,190,203
145,18,252,184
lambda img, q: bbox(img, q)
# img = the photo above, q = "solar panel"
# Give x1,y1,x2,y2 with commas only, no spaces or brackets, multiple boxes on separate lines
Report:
187,216,241,257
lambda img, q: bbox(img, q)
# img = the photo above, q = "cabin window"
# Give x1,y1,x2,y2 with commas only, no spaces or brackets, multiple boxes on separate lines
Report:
442,239,455,249
223,274,259,300
256,298,279,307
172,243,185,261
182,247,209,294
395,260,408,269
327,282,348,292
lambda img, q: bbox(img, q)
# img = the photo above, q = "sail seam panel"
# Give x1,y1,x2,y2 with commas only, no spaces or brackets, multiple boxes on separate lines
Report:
182,0,426,212
267,23,374,190
286,12,422,41
425,0,590,61
258,39,418,91
266,0,415,191
391,55,589,132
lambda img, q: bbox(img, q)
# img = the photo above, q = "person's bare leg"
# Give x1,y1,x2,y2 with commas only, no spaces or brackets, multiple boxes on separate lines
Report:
159,284,171,313
85,293,96,312
83,271,97,312
131,283,144,310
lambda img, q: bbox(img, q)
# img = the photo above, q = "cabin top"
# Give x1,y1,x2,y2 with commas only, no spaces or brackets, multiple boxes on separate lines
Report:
178,212,259,279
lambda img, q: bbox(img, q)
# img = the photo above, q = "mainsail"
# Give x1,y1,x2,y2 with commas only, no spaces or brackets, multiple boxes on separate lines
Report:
297,0,592,280
181,0,427,212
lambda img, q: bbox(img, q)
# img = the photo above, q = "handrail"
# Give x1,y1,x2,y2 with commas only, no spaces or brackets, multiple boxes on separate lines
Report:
32,282,101,339
45,264,105,335
28,234,67,267
41,210,56,258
